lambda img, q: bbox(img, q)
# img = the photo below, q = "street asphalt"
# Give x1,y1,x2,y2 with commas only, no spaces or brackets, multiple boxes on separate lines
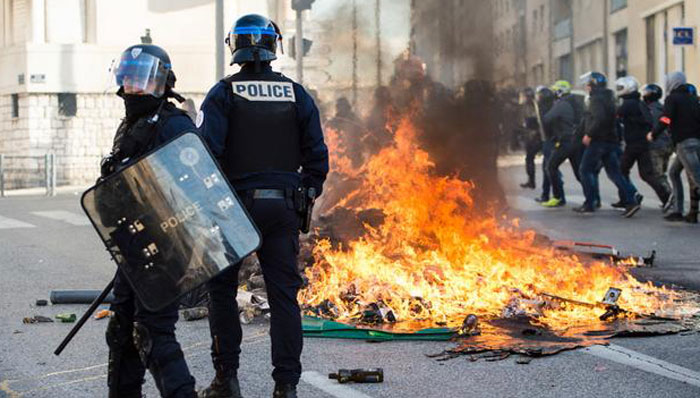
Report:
1,159,699,398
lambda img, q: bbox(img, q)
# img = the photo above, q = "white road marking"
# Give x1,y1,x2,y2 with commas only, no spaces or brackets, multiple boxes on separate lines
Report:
584,344,700,388
32,210,91,226
0,215,35,229
302,371,375,398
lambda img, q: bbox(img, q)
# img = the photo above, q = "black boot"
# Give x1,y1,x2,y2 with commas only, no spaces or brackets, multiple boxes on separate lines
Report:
664,212,685,222
685,211,698,224
273,384,297,398
199,368,243,398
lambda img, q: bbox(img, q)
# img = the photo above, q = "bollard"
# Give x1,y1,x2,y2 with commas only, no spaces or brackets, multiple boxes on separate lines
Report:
0,154,4,198
45,154,50,196
50,153,56,196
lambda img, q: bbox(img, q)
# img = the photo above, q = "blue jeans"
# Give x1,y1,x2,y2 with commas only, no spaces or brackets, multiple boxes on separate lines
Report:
676,138,700,189
580,141,636,209
540,140,557,200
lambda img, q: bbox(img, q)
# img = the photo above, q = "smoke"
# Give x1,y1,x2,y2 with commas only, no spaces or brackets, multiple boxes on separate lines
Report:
316,0,506,208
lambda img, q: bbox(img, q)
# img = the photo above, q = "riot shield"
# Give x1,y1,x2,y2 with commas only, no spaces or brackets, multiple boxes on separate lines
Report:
82,133,261,311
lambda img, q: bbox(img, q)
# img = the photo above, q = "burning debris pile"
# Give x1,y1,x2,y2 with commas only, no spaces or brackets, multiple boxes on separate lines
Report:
298,109,700,353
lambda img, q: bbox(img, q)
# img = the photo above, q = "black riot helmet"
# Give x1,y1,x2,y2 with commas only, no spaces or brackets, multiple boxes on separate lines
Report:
641,84,663,103
227,14,282,65
579,71,608,90
113,44,177,98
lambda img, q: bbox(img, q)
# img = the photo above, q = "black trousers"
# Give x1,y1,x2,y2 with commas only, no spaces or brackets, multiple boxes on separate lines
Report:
524,136,543,184
109,270,195,398
621,144,672,204
206,195,303,385
546,139,583,202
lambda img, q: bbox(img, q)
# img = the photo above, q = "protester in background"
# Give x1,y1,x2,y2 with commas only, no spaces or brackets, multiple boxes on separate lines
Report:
327,97,366,168
541,80,584,208
616,76,671,208
577,72,640,217
534,86,556,203
666,156,699,223
519,87,541,189
650,72,700,224
643,83,675,213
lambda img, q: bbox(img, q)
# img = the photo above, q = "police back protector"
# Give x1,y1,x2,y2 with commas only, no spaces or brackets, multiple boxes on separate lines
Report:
222,72,301,178
82,133,262,311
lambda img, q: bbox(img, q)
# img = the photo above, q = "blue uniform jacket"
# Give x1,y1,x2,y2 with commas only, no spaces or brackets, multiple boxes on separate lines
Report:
197,66,329,195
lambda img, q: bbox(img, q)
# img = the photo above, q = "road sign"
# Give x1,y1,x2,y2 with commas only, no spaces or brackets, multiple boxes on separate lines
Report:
673,27,694,45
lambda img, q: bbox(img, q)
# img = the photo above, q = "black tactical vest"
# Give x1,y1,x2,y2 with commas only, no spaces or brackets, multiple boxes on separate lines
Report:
103,103,186,177
221,71,301,178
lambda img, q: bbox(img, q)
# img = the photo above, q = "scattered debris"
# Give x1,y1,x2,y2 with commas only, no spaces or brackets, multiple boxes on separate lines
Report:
360,302,396,324
552,241,656,267
236,289,270,324
35,299,48,306
182,307,208,321
94,309,113,320
459,314,481,336
55,313,77,323
13,330,23,334
516,357,532,365
23,315,53,324
329,368,384,383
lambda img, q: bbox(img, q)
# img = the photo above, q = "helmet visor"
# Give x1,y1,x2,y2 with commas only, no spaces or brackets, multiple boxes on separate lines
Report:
229,25,279,52
114,50,170,97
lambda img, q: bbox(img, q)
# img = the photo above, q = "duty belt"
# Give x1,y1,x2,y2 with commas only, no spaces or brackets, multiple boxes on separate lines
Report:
251,189,285,199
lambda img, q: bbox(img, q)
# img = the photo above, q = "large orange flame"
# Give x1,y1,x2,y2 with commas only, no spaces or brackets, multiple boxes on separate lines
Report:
300,115,694,330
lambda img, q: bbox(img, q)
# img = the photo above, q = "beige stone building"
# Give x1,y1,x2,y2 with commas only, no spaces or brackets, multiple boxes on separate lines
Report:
493,0,700,89
0,1,411,189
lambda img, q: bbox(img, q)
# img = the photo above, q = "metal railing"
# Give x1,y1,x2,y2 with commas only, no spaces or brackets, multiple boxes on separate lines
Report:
0,154,57,197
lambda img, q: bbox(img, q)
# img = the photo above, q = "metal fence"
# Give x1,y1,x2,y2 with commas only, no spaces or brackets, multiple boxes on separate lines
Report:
0,154,58,197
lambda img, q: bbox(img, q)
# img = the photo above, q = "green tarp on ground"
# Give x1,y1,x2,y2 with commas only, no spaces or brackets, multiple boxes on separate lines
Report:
302,316,456,341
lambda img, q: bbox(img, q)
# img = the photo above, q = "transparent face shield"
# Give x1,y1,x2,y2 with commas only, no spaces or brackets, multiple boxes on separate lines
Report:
114,50,170,97
226,24,282,55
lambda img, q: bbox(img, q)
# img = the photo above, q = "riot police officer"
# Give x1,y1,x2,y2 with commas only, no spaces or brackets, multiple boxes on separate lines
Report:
103,44,197,397
197,14,329,398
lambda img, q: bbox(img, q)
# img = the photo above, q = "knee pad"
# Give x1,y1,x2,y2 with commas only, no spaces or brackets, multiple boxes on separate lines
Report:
132,322,153,367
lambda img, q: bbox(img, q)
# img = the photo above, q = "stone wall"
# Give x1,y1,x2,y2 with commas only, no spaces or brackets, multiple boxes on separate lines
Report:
0,92,205,189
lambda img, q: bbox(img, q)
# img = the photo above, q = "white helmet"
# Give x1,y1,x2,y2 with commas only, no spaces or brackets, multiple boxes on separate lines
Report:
615,76,640,97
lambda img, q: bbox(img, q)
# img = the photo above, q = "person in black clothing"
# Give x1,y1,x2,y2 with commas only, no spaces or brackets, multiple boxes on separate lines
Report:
519,87,541,189
533,86,557,202
577,72,640,217
649,72,700,223
197,15,329,398
615,76,671,207
541,80,584,207
103,44,198,398
643,83,674,210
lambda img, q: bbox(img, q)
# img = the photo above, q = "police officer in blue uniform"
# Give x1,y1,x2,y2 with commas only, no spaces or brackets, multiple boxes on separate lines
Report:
197,14,329,398
102,44,197,398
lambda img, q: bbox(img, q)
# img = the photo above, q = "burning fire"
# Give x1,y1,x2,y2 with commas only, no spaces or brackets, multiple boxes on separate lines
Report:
300,114,690,330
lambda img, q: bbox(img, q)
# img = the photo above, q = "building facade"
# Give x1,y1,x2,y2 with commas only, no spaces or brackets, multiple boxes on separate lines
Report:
492,0,700,90
0,0,410,188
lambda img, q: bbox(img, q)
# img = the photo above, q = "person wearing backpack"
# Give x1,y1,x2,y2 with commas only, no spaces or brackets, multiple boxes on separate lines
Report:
541,80,584,208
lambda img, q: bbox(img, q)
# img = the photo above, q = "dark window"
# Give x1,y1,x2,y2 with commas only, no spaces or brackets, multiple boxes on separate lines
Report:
58,93,77,117
611,0,627,13
615,29,628,78
11,94,19,118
